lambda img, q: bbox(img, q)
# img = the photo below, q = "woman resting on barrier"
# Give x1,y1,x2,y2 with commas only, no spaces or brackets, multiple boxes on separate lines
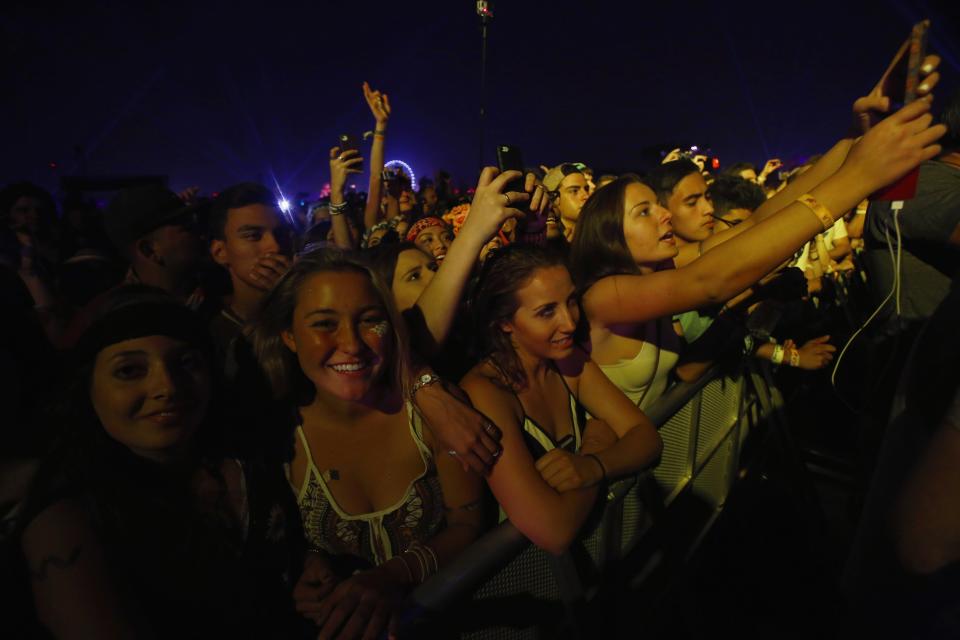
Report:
569,97,947,406
253,250,483,640
461,244,663,555
17,287,309,638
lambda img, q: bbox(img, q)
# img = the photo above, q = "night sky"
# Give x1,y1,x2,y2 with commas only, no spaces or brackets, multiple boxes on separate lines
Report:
5,0,960,201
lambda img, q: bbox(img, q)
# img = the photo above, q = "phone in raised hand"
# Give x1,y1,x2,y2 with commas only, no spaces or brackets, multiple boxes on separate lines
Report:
337,133,363,173
872,19,930,202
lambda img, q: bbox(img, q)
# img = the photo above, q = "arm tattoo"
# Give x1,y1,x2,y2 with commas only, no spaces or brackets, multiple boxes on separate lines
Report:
30,546,82,581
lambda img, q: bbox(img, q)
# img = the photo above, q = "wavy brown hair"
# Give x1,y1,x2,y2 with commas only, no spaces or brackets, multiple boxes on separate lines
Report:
252,248,412,406
471,243,571,391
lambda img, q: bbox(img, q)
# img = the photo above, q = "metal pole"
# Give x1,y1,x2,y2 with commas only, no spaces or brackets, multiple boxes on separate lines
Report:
476,2,494,172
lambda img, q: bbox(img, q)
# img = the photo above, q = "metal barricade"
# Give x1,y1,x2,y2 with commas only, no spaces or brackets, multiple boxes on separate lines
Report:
399,364,779,638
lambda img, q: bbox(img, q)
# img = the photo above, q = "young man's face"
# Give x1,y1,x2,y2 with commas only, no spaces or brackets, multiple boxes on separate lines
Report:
666,172,715,243
211,203,292,291
554,173,590,226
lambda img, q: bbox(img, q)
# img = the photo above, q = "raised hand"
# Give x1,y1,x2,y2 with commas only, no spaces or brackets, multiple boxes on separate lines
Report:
460,167,534,244
853,53,941,134
662,148,683,164
363,82,391,125
760,159,783,179
177,185,200,204
842,97,947,193
330,146,364,197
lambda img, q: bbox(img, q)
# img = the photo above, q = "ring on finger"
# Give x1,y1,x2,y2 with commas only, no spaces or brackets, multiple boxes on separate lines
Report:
482,421,497,436
503,193,511,206
447,450,458,457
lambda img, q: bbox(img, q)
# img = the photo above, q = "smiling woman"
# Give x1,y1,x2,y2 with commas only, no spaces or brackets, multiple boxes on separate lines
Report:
15,286,307,638
252,249,483,639
460,244,662,555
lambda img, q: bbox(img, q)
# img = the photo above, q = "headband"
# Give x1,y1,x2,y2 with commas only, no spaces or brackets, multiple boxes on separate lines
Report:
405,216,447,243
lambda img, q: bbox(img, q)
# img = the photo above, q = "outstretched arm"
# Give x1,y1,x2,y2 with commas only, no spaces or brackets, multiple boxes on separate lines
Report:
585,98,946,327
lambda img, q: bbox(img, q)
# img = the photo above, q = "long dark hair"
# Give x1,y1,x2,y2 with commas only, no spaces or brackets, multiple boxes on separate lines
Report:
568,174,644,292
471,244,569,391
16,287,230,545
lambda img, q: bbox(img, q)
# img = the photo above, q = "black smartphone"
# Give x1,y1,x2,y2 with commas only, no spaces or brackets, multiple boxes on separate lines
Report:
495,144,526,203
338,133,363,172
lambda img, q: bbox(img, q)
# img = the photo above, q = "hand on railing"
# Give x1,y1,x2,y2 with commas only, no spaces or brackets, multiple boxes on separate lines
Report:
535,449,604,492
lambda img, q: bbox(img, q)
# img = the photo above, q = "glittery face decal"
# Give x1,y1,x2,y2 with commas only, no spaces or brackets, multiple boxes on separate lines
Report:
368,320,389,338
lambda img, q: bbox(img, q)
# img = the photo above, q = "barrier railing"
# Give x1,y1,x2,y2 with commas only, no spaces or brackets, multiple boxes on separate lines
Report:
398,360,782,639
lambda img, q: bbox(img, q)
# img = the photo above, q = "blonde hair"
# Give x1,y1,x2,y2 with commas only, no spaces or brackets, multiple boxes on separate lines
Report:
252,248,412,405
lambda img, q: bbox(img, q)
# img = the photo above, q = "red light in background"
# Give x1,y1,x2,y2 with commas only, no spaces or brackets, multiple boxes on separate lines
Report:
48,162,57,169
711,158,720,170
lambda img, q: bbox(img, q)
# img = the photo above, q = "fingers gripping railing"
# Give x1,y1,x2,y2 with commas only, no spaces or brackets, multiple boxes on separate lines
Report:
397,364,778,638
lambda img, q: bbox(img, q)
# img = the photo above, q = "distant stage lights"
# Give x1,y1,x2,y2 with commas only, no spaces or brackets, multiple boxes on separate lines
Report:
278,199,291,213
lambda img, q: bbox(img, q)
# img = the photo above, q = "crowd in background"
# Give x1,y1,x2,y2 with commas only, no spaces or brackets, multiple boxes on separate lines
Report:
2,59,960,639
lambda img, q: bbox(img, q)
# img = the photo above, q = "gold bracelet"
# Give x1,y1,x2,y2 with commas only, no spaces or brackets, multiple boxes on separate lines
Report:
796,194,834,232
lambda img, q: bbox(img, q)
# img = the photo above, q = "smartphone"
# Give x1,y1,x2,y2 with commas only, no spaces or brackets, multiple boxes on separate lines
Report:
496,144,546,244
338,133,363,173
878,20,930,111
495,144,526,203
873,19,930,201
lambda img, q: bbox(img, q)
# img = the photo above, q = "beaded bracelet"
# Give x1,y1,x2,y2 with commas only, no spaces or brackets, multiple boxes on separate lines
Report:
329,201,348,216
788,348,801,368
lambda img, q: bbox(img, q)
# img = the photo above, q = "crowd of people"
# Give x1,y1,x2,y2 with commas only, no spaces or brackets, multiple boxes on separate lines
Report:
3,57,960,638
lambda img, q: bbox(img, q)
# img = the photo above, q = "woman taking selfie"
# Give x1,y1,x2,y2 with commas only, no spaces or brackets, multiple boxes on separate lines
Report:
570,98,947,406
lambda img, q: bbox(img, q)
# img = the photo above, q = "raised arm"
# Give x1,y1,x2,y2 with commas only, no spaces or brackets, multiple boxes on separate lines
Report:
585,98,946,327
362,82,390,231
460,372,599,555
328,147,362,249
413,168,544,345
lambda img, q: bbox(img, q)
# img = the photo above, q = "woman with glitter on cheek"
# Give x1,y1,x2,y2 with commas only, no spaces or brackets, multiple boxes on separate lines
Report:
253,250,483,639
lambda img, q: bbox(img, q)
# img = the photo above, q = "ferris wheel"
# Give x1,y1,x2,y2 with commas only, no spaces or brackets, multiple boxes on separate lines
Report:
384,160,417,191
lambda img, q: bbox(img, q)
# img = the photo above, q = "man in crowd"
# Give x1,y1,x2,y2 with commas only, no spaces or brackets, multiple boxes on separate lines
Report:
103,184,207,310
207,182,294,364
543,163,589,241
650,158,715,252
707,174,767,232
